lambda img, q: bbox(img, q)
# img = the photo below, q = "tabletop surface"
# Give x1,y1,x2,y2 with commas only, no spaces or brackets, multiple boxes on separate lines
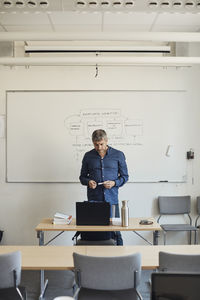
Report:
0,245,200,270
35,217,162,232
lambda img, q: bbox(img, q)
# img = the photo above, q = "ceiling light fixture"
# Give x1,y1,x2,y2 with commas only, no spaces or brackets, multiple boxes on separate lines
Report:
76,0,86,7
172,1,182,8
27,0,37,7
185,1,194,8
124,1,134,7
15,0,24,7
113,1,122,7
39,0,48,8
88,1,98,7
3,0,13,7
161,1,170,7
148,1,158,7
100,1,110,7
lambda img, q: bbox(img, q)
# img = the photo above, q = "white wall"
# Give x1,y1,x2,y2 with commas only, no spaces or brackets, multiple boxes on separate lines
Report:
0,64,200,246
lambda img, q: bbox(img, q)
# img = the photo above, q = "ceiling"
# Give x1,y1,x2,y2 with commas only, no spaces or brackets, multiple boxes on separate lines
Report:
0,0,200,33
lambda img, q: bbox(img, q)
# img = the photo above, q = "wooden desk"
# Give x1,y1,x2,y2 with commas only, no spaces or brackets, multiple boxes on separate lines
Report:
35,218,161,299
35,217,162,246
1,244,200,270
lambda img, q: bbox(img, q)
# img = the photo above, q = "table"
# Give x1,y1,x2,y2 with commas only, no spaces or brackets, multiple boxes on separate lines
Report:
35,217,162,299
1,244,200,270
35,217,162,246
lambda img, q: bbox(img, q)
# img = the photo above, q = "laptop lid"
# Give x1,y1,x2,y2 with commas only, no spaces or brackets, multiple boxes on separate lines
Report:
76,201,110,226
151,272,200,300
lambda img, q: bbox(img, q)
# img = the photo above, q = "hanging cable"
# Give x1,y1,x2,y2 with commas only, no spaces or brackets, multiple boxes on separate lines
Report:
95,52,99,78
95,63,99,78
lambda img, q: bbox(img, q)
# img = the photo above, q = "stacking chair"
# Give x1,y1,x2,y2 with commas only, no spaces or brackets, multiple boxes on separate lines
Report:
73,252,143,300
150,251,200,299
0,251,26,300
195,196,200,228
151,272,200,300
158,251,200,273
157,196,198,245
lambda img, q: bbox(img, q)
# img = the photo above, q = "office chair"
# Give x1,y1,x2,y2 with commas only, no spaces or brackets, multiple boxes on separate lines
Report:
73,252,143,300
0,251,27,300
158,251,200,273
157,196,197,245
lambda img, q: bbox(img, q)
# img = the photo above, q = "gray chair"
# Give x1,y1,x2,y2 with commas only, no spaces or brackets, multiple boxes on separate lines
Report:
151,272,200,300
73,252,143,300
0,251,26,300
195,196,200,228
158,251,200,273
157,196,197,245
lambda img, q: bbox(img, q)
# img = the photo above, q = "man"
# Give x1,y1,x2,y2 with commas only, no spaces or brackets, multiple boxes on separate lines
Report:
79,129,129,245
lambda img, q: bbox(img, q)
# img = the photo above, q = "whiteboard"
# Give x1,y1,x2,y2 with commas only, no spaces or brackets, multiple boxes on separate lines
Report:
6,90,187,182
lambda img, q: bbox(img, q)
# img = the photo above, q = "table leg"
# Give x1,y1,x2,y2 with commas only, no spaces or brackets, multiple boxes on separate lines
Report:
37,230,48,299
39,271,48,300
153,230,159,245
37,230,44,246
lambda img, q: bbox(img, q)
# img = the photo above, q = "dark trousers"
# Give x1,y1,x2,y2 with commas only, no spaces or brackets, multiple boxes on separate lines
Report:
113,204,123,246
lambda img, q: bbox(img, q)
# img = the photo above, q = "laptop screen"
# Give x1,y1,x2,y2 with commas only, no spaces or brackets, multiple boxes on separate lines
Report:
151,272,200,300
76,201,110,226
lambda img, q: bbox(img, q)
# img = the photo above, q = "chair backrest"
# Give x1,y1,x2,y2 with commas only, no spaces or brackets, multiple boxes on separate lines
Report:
73,252,141,291
158,196,191,215
197,196,200,215
0,251,21,289
159,251,200,273
151,272,200,300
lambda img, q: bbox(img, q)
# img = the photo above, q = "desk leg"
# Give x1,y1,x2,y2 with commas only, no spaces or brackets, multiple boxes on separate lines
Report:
37,231,48,300
37,230,44,246
153,230,159,245
39,271,48,300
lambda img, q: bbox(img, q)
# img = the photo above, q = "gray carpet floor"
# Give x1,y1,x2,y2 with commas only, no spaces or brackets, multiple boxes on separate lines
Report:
21,270,152,300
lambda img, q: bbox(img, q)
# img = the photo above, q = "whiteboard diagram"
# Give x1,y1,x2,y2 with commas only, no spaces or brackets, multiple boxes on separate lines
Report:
64,109,143,161
6,90,188,182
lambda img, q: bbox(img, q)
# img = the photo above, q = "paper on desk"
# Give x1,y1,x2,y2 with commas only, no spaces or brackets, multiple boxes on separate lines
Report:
111,218,122,226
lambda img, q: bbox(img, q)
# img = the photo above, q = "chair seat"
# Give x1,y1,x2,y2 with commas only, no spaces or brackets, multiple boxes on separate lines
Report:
161,224,197,231
76,239,116,245
77,287,140,300
0,286,26,300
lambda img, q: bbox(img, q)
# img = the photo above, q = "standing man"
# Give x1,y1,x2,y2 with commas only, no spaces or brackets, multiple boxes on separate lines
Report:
79,129,129,245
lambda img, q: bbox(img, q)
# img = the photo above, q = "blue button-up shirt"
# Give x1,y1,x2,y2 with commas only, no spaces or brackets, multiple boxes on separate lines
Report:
79,146,129,205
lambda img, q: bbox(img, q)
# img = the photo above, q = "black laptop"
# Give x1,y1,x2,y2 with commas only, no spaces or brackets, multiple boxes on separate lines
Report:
151,272,200,300
76,201,110,226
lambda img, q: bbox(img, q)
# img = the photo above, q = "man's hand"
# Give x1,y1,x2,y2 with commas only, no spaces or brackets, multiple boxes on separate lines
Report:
89,180,97,189
103,180,115,189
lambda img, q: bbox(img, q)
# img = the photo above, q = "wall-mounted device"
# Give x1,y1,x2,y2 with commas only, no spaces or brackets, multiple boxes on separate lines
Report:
187,149,194,159
166,145,173,157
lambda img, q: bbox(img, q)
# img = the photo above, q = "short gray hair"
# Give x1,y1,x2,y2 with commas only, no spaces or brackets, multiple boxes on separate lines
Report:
92,129,107,142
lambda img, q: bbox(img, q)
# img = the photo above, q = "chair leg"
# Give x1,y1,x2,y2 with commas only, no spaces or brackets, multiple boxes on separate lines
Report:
189,231,192,244
136,288,143,300
194,231,198,245
16,287,24,300
163,231,166,245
